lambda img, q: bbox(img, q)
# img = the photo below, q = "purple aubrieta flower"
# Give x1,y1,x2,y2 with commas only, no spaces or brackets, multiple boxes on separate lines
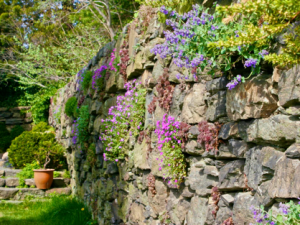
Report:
259,50,269,58
279,202,289,215
226,75,243,90
245,58,258,68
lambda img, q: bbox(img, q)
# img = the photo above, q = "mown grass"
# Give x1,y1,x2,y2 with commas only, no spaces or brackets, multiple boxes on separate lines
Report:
0,195,97,225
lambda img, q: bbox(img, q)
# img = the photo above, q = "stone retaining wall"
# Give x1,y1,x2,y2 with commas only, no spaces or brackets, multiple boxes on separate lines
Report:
0,107,32,131
49,8,300,225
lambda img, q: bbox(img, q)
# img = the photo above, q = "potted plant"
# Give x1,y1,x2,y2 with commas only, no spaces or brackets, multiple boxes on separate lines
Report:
33,141,64,189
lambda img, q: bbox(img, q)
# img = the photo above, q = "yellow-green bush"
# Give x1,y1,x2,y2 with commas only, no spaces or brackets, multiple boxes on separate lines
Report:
8,122,65,169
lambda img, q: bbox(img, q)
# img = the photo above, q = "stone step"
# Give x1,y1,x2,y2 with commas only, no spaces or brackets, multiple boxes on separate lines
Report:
0,169,21,178
0,187,72,200
0,178,70,188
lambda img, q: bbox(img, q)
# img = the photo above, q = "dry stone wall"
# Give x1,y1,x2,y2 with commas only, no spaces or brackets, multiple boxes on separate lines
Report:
49,10,300,225
0,106,32,131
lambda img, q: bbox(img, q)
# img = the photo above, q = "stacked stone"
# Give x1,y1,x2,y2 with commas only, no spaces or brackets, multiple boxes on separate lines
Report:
0,106,32,131
49,8,300,225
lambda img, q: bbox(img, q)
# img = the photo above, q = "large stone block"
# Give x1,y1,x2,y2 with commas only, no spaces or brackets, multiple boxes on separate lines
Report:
186,196,209,225
205,90,227,122
133,139,150,170
226,74,278,121
240,115,299,147
5,178,19,187
269,156,300,198
244,146,284,190
278,64,300,107
218,159,246,191
181,83,207,124
232,192,256,224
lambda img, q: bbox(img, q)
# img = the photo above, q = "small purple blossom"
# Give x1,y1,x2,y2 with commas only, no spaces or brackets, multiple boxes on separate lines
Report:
245,58,258,68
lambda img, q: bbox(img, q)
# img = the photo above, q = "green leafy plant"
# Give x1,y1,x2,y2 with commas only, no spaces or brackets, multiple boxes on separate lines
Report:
10,125,25,140
53,171,60,178
53,106,62,124
32,121,53,133
215,0,300,69
16,161,40,188
64,97,77,118
81,70,93,92
63,170,71,179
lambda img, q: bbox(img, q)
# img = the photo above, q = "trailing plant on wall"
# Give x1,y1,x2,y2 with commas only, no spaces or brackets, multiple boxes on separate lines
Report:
100,80,147,162
92,65,107,91
250,200,300,224
215,0,300,69
81,70,93,92
154,114,187,186
77,105,90,146
151,4,276,90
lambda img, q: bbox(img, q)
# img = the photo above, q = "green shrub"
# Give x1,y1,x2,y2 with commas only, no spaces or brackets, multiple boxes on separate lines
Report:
32,122,53,132
53,171,60,178
81,70,93,92
16,161,40,188
10,125,25,139
8,131,65,169
64,97,77,117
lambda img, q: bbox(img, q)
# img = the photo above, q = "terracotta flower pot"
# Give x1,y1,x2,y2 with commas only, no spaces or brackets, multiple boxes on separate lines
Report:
33,169,54,189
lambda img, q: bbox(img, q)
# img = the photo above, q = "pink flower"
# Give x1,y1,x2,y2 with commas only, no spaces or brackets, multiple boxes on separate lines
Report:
159,167,162,171
115,159,118,162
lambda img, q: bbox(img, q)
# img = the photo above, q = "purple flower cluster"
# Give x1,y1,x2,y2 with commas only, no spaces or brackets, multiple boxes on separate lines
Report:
245,58,258,68
151,4,220,78
154,114,185,185
109,48,117,72
76,69,85,91
92,65,107,90
226,75,242,90
99,80,143,161
259,50,269,58
279,202,290,215
249,206,275,225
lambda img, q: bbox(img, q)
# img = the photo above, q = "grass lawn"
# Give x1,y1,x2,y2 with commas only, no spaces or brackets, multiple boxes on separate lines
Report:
0,195,97,225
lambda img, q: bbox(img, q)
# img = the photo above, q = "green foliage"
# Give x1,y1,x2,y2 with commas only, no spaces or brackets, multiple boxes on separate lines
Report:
8,123,65,169
0,124,24,153
0,122,9,137
64,97,78,118
32,122,53,132
16,161,40,188
0,136,12,153
86,143,96,166
53,171,60,178
0,195,97,225
10,125,25,140
214,0,300,69
81,70,93,92
77,105,90,145
63,170,71,179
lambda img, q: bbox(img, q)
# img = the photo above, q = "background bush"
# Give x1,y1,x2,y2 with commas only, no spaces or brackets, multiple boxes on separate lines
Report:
32,121,53,132
64,97,77,118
